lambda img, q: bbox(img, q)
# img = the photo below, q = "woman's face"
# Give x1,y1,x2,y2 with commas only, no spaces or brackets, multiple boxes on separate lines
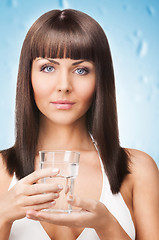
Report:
31,57,96,126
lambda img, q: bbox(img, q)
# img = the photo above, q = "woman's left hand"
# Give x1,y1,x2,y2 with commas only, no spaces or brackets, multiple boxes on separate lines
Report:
26,195,131,239
26,195,109,229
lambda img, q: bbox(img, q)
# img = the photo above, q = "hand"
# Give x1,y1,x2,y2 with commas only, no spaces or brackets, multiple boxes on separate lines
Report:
26,195,111,230
0,168,63,225
26,195,132,239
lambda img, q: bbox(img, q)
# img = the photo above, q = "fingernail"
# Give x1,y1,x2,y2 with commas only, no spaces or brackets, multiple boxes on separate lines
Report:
26,210,37,218
67,195,74,202
52,168,59,174
26,213,30,218
51,200,56,205
58,184,63,190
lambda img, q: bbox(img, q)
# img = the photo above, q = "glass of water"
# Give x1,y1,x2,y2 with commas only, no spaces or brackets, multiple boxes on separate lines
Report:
39,150,80,213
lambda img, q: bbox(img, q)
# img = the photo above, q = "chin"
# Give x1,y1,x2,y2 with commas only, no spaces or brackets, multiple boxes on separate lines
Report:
41,109,87,127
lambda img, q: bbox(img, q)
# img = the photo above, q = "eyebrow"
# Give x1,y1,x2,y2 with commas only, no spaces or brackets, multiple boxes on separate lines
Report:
72,60,86,66
37,58,91,66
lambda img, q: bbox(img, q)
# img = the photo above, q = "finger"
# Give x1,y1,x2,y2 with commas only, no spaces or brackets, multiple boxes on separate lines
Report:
67,195,98,212
25,200,56,211
20,168,59,184
26,209,84,226
24,192,60,206
27,183,63,195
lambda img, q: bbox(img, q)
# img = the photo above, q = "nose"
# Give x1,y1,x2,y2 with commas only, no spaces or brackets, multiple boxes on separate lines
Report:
56,70,72,93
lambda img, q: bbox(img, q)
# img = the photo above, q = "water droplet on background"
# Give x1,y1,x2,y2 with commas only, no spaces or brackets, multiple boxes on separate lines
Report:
63,0,69,8
59,0,69,9
146,6,155,16
137,40,148,57
7,0,18,7
59,0,63,8
123,4,129,11
139,76,149,84
134,30,142,39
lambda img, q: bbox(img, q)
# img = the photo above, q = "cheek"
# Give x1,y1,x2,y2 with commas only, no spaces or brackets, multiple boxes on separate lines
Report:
75,81,95,105
31,76,54,100
33,84,50,100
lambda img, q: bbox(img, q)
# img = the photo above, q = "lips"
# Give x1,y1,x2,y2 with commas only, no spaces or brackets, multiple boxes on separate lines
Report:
51,100,75,110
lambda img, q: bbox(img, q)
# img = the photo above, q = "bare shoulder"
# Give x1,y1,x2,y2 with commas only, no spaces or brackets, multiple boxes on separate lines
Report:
126,148,159,194
0,153,13,196
126,148,159,239
126,148,159,180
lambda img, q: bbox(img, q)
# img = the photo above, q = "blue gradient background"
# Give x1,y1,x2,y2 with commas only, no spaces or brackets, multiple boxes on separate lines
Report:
0,0,159,166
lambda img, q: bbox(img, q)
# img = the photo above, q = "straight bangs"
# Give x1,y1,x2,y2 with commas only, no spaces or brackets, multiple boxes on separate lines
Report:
30,18,96,62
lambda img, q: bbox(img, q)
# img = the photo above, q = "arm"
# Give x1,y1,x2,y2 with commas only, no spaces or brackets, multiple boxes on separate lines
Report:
0,220,12,240
130,149,159,240
95,216,132,240
0,154,62,239
0,154,13,239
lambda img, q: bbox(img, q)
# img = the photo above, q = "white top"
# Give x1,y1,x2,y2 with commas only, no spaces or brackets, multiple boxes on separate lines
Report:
8,143,136,240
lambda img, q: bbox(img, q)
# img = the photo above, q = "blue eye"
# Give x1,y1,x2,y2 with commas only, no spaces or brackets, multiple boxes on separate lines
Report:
44,66,54,72
40,64,54,73
75,68,89,75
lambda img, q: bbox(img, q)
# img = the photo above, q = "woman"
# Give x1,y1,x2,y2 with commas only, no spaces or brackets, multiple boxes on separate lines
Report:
0,9,158,240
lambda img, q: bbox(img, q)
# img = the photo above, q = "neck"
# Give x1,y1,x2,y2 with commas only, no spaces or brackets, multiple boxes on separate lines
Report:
37,117,93,152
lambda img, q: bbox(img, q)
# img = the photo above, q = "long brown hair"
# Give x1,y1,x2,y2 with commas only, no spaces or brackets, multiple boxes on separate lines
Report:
1,9,130,193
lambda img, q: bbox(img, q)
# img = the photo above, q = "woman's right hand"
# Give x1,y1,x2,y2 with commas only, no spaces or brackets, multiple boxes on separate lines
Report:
0,168,62,225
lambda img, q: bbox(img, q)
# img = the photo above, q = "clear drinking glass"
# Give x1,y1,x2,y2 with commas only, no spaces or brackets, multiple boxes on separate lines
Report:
39,150,80,213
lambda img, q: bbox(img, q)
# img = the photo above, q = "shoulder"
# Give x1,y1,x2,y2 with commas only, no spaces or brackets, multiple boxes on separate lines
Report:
0,153,13,197
126,148,159,192
126,148,158,180
126,148,159,238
